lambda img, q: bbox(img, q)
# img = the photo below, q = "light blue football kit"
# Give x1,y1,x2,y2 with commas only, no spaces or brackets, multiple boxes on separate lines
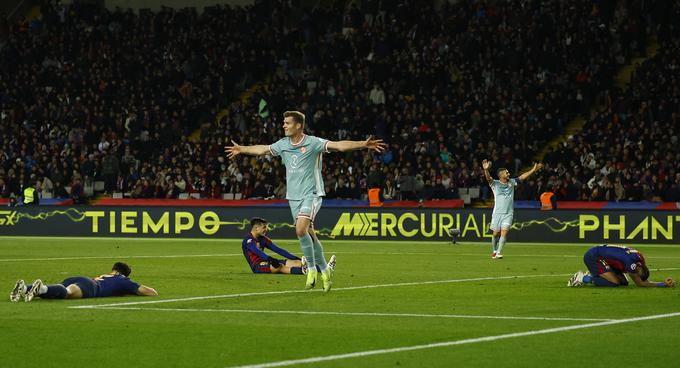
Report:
490,178,519,231
269,134,329,271
489,177,520,256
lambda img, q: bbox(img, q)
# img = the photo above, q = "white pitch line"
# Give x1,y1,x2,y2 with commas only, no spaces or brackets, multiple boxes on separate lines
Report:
0,236,236,242
226,311,680,368
91,306,614,322
331,251,584,258
4,251,680,262
333,251,680,260
0,254,242,262
70,273,570,309
3,236,680,248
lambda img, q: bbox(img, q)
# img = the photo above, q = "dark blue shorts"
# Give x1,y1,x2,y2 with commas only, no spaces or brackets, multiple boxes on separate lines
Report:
61,277,98,298
250,259,287,274
583,249,610,276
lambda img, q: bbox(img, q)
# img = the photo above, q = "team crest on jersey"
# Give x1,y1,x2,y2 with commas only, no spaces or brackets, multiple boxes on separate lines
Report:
300,147,307,154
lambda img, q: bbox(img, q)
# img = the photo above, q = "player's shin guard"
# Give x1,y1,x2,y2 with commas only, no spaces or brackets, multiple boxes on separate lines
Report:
312,238,328,271
41,284,68,299
496,236,506,254
592,277,619,287
298,234,316,268
290,267,304,275
491,236,499,252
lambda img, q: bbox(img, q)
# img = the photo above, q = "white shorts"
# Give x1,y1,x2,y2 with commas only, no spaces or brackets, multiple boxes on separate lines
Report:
490,213,513,231
288,196,322,223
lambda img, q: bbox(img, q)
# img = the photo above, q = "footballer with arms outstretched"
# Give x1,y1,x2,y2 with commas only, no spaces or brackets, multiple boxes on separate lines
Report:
482,159,543,259
226,111,385,292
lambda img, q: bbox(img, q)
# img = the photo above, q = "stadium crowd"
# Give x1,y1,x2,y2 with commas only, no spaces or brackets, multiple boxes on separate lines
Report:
0,0,677,203
538,3,680,202
213,0,651,201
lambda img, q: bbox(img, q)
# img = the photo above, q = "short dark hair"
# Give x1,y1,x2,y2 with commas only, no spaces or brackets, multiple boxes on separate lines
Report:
497,168,508,176
250,217,268,228
283,111,305,127
112,262,132,277
638,263,650,281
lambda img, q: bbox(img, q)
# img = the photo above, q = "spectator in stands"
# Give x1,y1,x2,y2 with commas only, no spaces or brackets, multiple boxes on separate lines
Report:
398,168,416,200
419,179,434,201
101,152,119,195
432,178,446,200
40,176,54,198
444,180,459,200
70,177,85,204
208,179,222,199
251,180,267,199
0,178,9,198
383,179,396,201
366,164,384,190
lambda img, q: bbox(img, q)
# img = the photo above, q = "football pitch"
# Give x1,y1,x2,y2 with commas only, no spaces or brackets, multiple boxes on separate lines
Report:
1,237,679,367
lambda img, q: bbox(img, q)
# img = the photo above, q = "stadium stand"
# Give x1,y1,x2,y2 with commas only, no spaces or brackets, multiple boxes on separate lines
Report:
0,0,677,204
540,2,680,202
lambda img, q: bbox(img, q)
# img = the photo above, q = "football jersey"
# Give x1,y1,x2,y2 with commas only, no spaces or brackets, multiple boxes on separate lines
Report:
269,135,329,199
93,273,140,297
491,178,519,214
592,244,646,273
241,232,300,266
242,233,274,264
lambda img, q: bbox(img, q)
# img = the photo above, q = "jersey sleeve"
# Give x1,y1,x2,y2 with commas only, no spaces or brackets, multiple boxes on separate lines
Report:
243,238,270,260
623,249,643,273
265,237,301,260
625,260,639,273
121,277,141,295
269,138,286,157
310,136,329,154
511,177,521,186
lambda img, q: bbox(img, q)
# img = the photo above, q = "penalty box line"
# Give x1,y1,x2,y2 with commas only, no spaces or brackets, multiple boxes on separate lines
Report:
226,311,680,368
69,273,571,309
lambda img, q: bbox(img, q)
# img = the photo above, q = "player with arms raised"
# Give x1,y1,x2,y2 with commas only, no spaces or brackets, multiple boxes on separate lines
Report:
483,159,542,259
226,111,385,292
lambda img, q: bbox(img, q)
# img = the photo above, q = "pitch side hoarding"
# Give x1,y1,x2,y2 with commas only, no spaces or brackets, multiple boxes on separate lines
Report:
0,207,678,244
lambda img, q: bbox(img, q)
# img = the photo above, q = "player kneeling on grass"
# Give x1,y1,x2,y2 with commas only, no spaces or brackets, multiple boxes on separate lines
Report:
568,244,675,288
243,217,336,275
10,262,158,302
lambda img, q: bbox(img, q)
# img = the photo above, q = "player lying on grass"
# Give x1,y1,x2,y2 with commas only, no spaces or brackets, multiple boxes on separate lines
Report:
243,217,336,275
10,262,158,302
568,244,675,288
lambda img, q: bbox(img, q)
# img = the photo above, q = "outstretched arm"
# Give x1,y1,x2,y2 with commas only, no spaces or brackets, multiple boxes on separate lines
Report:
225,140,270,159
630,273,675,288
518,163,543,182
268,240,301,260
327,136,386,153
482,159,494,186
136,285,158,296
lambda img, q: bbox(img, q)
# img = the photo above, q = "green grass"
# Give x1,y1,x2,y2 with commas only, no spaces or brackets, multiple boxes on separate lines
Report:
1,237,679,367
